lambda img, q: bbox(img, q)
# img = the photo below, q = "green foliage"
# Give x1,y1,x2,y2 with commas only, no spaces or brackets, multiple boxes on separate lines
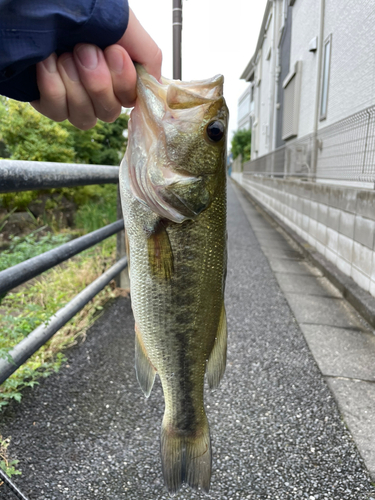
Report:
0,100,76,162
0,232,72,273
61,112,129,166
0,236,118,410
0,436,22,479
0,99,129,165
231,128,252,162
74,184,117,233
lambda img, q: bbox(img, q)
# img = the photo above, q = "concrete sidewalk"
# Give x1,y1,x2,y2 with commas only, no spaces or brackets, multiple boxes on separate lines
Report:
0,181,374,500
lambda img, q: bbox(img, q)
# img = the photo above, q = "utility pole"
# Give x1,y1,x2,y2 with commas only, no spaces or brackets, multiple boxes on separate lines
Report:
173,0,182,79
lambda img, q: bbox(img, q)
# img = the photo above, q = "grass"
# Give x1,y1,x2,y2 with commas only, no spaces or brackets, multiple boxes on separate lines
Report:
74,184,118,233
0,231,73,273
0,235,126,411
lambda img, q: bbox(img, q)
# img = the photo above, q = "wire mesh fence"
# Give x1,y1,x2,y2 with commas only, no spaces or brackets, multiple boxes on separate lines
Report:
243,103,375,185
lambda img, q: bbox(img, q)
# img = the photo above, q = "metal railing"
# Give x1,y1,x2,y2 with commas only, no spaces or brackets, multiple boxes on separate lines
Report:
0,160,128,386
243,103,375,185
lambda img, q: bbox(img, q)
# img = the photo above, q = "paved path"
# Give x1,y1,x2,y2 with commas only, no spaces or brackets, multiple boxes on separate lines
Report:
1,181,375,500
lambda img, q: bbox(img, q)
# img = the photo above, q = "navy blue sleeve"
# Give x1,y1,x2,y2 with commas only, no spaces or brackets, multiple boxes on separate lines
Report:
0,0,129,102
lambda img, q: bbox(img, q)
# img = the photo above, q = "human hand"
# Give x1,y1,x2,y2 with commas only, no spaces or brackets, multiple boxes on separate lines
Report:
31,9,162,130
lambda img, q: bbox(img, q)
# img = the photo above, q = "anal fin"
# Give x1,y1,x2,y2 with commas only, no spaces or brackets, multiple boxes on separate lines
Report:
206,302,227,389
135,324,156,398
147,222,174,280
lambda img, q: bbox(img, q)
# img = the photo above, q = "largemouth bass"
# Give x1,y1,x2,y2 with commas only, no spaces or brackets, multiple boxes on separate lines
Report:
119,65,228,493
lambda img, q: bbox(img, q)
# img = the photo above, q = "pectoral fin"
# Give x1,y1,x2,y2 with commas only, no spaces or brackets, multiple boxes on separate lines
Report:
135,324,156,398
147,222,174,280
206,303,227,389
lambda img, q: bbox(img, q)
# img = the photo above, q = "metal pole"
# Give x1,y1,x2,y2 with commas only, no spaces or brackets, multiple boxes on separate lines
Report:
0,220,124,296
0,257,128,384
115,186,130,289
0,469,30,500
311,0,325,180
173,0,182,79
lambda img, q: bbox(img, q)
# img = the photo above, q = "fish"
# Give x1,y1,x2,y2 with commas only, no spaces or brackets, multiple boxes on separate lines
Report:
119,65,229,494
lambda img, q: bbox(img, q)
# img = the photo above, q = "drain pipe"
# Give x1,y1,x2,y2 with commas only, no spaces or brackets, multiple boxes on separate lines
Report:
311,0,325,180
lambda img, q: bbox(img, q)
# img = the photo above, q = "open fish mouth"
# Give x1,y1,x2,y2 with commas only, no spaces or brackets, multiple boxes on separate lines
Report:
123,65,228,223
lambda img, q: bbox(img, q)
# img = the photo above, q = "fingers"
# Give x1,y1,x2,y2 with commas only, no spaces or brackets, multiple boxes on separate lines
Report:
57,54,97,130
31,54,68,122
104,45,137,107
118,8,162,81
34,45,138,129
32,9,162,130
73,44,122,123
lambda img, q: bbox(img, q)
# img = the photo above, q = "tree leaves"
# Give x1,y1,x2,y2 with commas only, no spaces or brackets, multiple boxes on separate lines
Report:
231,128,251,162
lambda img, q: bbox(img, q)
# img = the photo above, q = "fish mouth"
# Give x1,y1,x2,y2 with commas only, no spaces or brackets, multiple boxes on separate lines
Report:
135,64,224,112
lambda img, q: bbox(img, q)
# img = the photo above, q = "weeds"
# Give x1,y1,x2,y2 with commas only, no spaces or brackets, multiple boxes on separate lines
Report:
0,232,73,272
74,184,117,233
0,236,124,410
0,436,21,480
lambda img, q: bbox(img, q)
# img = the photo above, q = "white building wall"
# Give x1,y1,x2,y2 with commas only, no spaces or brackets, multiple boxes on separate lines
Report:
257,11,274,157
237,85,252,130
321,0,375,128
289,0,320,138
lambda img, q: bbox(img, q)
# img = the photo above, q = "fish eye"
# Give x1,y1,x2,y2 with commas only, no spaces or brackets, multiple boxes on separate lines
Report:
206,120,225,142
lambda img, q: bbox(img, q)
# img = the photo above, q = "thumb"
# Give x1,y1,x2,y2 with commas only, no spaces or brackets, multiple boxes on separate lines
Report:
117,8,162,81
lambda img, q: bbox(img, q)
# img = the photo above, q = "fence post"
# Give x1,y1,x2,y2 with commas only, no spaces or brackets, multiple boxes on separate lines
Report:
115,186,130,289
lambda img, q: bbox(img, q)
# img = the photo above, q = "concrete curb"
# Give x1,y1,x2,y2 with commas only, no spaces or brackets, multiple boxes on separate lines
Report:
231,178,375,330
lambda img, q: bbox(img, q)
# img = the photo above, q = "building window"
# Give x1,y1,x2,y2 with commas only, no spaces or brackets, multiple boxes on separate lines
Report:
320,35,332,121
282,61,302,140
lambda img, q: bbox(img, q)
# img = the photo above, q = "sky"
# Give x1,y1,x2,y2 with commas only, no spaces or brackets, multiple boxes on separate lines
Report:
130,0,268,143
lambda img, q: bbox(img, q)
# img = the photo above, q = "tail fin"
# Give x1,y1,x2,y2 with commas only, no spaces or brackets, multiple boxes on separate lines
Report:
161,415,211,494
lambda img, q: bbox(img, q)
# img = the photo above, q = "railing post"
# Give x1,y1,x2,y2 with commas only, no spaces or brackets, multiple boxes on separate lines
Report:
115,186,130,289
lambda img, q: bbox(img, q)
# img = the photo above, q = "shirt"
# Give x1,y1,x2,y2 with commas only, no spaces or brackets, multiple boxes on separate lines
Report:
0,0,129,102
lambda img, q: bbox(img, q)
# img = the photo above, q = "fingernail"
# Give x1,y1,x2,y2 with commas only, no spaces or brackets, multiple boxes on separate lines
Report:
76,45,98,70
106,49,124,74
42,55,56,73
62,56,79,81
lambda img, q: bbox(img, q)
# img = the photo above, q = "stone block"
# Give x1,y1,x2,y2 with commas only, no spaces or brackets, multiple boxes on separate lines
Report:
300,324,375,381
316,240,325,256
336,255,352,276
316,222,327,244
356,190,375,221
352,241,373,277
302,214,310,232
309,219,318,239
327,206,341,231
351,266,371,292
326,227,339,253
339,211,355,239
326,378,375,480
310,201,318,220
311,183,331,205
325,246,338,266
329,186,357,213
354,215,375,249
302,198,311,216
337,233,353,263
317,203,328,225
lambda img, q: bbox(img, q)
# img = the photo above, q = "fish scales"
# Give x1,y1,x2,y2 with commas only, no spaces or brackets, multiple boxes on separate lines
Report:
119,65,228,494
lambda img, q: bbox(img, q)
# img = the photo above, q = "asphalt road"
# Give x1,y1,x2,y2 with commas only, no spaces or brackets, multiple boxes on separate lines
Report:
1,181,374,500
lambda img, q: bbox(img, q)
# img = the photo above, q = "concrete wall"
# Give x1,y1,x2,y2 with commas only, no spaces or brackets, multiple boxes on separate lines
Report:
239,174,375,298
